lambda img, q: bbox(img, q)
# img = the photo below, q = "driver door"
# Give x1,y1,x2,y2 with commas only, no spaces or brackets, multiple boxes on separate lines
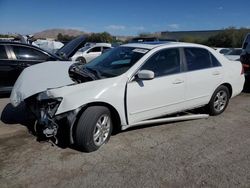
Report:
126,48,186,124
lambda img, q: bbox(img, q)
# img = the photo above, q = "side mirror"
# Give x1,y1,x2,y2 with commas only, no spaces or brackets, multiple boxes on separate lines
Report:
136,70,154,80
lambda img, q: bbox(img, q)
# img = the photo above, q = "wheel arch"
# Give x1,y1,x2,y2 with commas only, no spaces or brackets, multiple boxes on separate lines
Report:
75,56,86,63
220,83,232,98
73,101,121,135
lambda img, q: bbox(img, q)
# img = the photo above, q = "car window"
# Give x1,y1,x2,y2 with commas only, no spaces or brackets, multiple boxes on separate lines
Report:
210,53,221,67
85,46,147,77
184,48,211,71
141,48,181,77
88,47,102,53
227,49,242,55
103,47,111,50
102,46,111,53
0,45,7,59
78,46,90,52
12,46,48,60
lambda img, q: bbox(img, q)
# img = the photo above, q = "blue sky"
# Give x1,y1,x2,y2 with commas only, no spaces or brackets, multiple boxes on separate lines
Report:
0,0,250,36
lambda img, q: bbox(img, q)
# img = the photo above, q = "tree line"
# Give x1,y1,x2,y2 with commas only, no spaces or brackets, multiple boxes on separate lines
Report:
2,27,249,48
179,27,250,48
57,32,118,43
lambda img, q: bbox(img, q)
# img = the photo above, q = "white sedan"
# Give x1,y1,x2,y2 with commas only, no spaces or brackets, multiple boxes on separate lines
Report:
10,42,245,152
224,48,242,61
71,43,112,64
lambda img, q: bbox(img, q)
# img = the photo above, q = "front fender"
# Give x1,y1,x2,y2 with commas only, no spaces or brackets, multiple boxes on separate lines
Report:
47,76,128,126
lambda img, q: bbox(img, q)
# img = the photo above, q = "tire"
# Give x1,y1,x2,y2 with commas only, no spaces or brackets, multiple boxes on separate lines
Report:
207,85,230,116
76,57,86,64
74,106,113,152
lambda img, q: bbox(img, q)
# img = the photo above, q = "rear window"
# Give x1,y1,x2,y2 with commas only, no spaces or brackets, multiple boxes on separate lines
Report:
210,53,221,67
0,45,7,59
12,46,48,60
184,48,221,71
184,48,211,71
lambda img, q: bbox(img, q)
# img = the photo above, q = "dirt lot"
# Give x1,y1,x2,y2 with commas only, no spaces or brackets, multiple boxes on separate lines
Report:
0,92,250,188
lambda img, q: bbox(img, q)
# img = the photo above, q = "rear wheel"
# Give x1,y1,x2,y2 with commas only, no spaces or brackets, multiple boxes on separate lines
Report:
207,85,229,116
74,106,113,152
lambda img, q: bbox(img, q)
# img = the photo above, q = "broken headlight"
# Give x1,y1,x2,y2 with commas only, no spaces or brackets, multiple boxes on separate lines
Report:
37,92,62,118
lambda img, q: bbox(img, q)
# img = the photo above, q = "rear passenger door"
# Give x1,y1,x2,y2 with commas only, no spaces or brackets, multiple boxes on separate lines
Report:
10,45,50,69
183,47,223,108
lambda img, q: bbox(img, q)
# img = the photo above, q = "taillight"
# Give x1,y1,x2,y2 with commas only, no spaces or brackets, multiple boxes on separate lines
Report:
241,64,245,75
242,64,250,74
243,64,250,68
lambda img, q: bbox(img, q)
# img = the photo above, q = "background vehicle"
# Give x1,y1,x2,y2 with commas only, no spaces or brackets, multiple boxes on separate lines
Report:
71,43,112,64
11,42,244,152
240,33,250,82
224,48,242,61
32,39,64,54
0,42,62,93
0,36,86,94
129,37,177,43
214,47,232,54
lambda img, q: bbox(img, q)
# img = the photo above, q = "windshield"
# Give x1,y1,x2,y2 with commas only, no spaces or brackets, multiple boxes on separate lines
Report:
84,46,148,77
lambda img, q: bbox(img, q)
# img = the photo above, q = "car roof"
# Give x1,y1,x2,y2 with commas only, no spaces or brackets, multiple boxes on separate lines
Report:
0,41,39,48
95,43,111,46
122,42,209,50
0,41,62,59
0,41,53,52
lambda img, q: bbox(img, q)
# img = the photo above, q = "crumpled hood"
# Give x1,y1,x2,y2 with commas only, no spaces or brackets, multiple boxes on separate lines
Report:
10,61,75,107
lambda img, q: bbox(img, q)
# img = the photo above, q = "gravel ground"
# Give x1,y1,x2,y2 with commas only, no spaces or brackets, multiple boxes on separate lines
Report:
0,93,250,188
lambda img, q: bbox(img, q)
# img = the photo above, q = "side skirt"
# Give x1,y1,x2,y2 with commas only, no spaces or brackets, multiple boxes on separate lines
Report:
121,114,209,130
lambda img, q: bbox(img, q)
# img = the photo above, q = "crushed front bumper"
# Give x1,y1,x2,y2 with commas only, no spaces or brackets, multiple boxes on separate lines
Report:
26,94,82,144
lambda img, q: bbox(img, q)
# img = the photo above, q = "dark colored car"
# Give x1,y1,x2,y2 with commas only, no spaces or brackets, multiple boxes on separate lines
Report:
0,36,86,94
129,37,177,43
240,33,250,82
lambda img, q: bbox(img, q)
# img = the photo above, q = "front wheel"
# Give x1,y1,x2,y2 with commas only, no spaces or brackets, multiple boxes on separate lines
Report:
207,85,230,116
74,106,113,152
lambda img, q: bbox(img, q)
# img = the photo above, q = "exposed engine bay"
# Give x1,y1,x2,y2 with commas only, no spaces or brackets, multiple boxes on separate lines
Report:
23,62,105,144
68,63,99,83
26,94,79,145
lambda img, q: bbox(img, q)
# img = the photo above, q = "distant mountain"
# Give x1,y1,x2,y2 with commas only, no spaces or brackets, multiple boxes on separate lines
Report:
34,28,88,39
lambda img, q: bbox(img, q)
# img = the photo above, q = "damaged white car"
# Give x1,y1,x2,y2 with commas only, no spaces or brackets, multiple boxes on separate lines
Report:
10,42,245,152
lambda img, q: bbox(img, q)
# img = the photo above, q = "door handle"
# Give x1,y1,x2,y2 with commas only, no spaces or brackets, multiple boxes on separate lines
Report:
172,79,184,84
20,63,31,67
212,71,221,75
